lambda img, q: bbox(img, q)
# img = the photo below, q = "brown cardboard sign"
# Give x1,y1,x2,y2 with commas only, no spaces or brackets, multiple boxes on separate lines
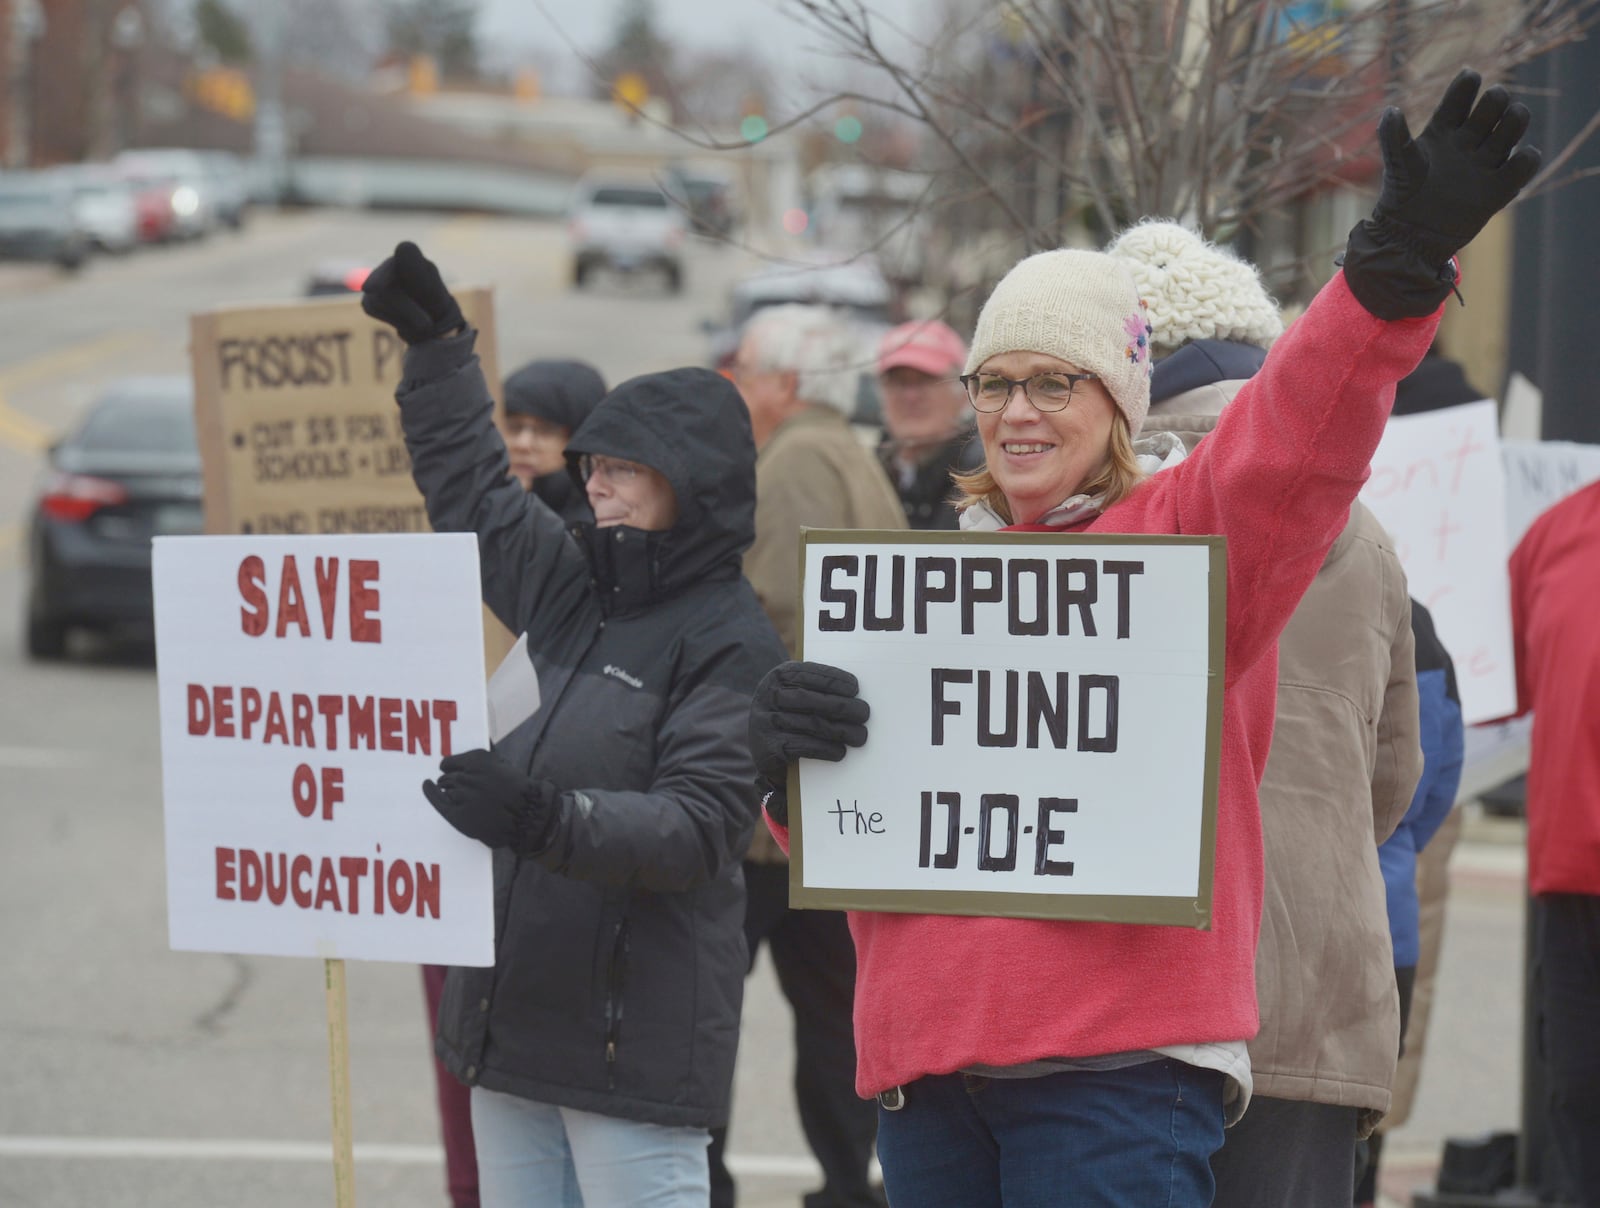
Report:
788,529,1227,928
189,289,501,538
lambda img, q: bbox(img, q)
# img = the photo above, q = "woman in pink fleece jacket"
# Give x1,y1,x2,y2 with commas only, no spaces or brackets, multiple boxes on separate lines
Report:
746,71,1538,1208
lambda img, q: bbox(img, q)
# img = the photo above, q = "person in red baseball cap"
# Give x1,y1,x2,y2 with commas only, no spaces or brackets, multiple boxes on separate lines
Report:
875,320,981,529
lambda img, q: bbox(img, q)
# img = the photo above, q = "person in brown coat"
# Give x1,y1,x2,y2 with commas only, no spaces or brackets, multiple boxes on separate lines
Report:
709,304,906,1208
1109,222,1425,1208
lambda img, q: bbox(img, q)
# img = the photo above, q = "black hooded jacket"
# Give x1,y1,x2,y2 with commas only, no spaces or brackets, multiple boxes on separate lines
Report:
503,359,607,526
396,336,786,1129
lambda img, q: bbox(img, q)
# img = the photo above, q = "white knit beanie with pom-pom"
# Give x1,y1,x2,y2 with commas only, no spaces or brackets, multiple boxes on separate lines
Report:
1106,221,1283,357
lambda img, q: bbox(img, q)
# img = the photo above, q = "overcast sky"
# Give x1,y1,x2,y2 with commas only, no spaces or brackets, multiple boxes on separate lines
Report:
475,0,924,88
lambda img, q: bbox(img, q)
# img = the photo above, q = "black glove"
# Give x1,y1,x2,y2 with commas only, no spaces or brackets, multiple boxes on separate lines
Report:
422,748,561,855
748,661,870,826
361,241,466,345
1344,69,1541,320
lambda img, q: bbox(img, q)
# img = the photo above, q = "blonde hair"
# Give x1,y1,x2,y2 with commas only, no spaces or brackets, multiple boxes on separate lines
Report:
953,415,1146,524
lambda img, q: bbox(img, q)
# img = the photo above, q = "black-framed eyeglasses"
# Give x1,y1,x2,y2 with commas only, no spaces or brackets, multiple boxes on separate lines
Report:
579,454,645,484
959,371,1101,413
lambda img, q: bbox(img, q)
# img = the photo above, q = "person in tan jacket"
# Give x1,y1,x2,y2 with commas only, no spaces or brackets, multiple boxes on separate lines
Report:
1110,222,1424,1208
708,304,905,1208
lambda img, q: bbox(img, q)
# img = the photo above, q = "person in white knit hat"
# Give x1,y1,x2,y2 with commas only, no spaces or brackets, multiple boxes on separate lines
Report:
741,71,1539,1208
1113,221,1425,1208
948,247,1185,528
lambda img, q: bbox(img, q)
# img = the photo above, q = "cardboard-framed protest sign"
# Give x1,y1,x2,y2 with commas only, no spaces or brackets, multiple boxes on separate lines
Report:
154,533,495,966
1359,399,1515,724
789,530,1226,929
189,289,500,538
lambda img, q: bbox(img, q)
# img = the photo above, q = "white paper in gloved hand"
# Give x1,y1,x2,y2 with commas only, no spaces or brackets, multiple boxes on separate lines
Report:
487,632,541,744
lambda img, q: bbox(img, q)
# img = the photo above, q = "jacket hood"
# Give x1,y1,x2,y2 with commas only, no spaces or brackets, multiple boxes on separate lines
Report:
1149,339,1267,410
564,367,756,600
503,359,608,429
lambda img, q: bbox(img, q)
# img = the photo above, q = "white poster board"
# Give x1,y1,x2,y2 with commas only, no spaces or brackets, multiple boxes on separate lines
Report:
155,533,495,965
1359,399,1515,723
1501,438,1600,548
1455,439,1600,798
791,531,1225,928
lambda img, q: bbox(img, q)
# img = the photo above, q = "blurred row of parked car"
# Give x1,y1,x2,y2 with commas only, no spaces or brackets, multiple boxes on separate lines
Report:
0,149,250,271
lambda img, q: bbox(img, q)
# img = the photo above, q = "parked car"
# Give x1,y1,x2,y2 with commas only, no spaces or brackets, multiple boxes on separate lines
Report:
118,168,178,244
303,260,371,297
0,171,91,269
115,149,216,239
663,165,737,238
567,177,686,292
805,163,933,289
25,377,204,658
203,151,251,229
704,254,895,424
61,165,140,254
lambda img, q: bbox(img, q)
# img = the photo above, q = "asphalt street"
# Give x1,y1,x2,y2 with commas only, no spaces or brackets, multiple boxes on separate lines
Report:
0,211,1533,1208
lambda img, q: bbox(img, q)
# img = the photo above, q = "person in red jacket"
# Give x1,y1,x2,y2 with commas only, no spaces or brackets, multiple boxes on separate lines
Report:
745,71,1539,1207
1508,479,1600,1207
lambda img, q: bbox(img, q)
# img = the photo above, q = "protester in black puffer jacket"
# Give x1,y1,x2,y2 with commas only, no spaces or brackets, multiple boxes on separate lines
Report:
364,242,787,1206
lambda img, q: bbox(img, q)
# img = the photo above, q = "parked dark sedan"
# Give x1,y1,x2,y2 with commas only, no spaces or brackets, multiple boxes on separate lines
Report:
25,377,204,658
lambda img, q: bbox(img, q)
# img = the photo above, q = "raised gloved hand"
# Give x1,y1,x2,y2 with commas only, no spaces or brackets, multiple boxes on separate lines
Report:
422,748,560,854
361,241,466,345
748,661,870,826
1345,69,1541,319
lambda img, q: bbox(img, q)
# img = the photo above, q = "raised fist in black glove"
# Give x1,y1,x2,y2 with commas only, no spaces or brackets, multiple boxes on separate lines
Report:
361,241,466,345
1345,69,1541,320
422,748,560,855
748,661,870,825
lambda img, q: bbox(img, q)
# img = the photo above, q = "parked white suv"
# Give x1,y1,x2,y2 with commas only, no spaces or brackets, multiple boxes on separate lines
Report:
567,178,686,293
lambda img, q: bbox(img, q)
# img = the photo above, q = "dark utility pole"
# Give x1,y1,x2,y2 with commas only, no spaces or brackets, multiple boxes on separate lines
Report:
1507,38,1600,443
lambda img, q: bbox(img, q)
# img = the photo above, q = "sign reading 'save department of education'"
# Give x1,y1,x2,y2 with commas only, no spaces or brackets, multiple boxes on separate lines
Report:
155,533,495,965
791,531,1226,928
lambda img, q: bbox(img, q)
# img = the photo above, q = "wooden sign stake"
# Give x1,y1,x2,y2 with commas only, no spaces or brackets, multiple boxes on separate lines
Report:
325,958,356,1206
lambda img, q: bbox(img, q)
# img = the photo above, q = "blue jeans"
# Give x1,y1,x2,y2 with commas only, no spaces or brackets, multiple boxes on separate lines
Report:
874,1060,1226,1208
470,1086,711,1207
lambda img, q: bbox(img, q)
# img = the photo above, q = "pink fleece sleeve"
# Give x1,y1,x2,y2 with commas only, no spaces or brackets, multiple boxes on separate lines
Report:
1156,270,1442,684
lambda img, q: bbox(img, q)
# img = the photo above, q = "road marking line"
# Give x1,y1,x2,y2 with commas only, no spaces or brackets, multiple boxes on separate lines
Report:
0,330,149,454
0,390,52,452
0,331,144,393
0,1136,822,1177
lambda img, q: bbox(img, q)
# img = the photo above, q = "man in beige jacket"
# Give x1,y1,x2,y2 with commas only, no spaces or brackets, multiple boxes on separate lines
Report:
708,304,905,1208
1110,223,1424,1208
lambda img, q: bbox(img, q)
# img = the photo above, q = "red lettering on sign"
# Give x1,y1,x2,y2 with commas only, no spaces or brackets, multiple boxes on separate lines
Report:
264,693,289,745
275,555,310,638
291,693,314,747
414,862,441,919
349,559,382,643
239,556,268,636
314,857,341,910
188,684,210,735
433,699,458,758
216,846,237,900
214,685,236,739
339,856,368,915
290,854,313,907
314,557,340,638
241,686,262,738
378,697,403,752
